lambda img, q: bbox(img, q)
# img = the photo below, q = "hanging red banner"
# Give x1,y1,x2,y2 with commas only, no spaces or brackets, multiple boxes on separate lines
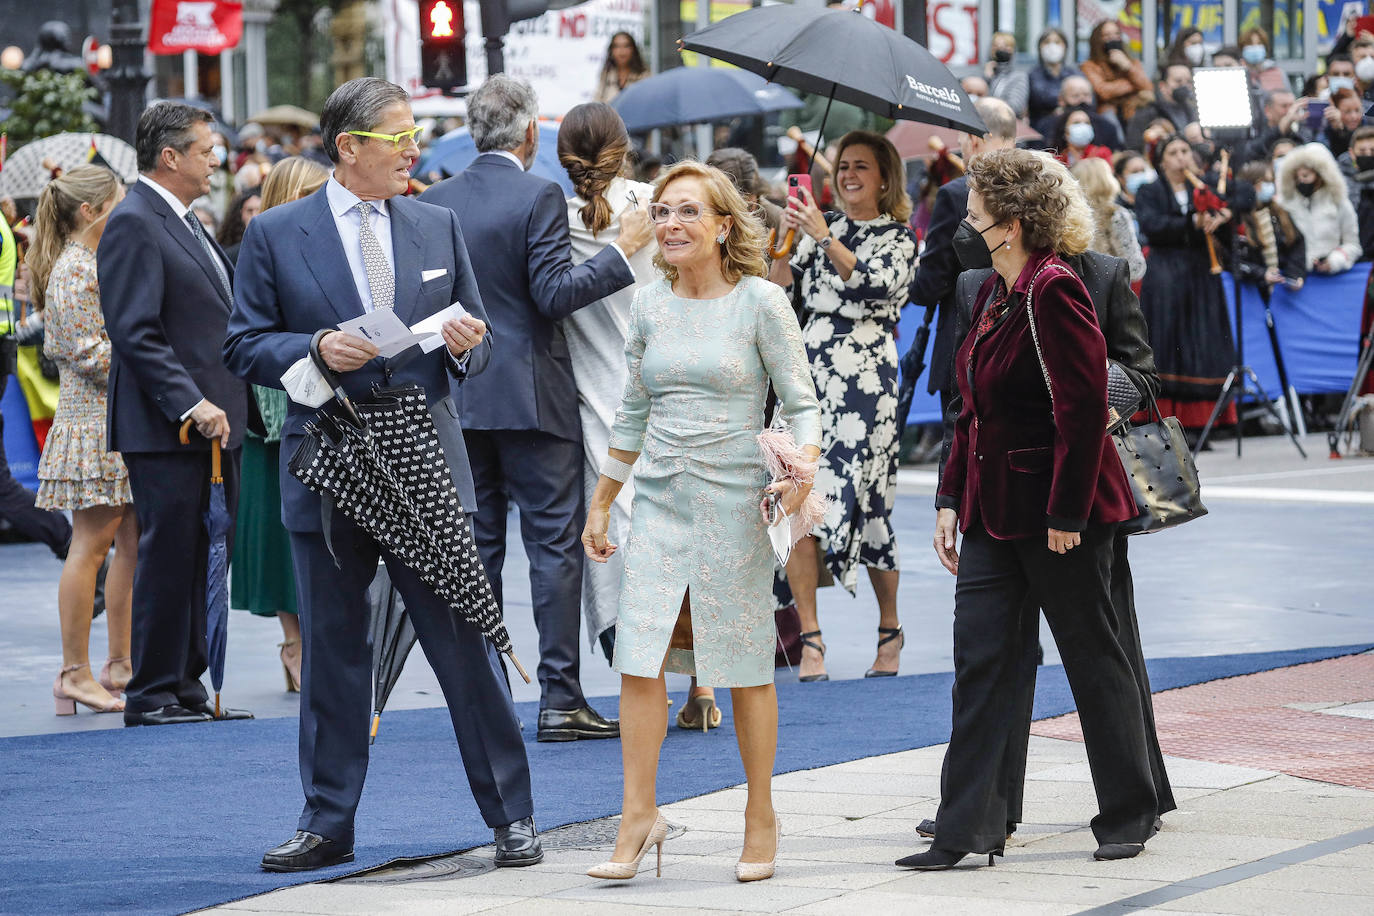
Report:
148,0,244,55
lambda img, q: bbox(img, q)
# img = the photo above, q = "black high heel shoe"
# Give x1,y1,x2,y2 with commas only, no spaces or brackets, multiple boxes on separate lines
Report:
864,625,904,678
798,630,829,682
894,846,998,870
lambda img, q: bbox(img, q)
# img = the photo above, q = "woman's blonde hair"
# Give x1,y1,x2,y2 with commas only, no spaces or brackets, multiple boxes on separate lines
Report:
29,165,122,309
259,155,329,212
831,131,913,223
650,160,767,285
966,148,1093,256
1070,157,1120,252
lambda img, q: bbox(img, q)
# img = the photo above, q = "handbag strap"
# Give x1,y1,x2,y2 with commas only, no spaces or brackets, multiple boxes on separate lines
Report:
1022,260,1074,409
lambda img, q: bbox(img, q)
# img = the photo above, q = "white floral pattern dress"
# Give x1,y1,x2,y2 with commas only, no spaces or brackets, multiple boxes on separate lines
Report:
790,213,916,593
609,275,822,687
35,240,132,510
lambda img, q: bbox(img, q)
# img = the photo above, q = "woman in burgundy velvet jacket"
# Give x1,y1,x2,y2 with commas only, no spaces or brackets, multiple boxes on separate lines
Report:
896,150,1158,872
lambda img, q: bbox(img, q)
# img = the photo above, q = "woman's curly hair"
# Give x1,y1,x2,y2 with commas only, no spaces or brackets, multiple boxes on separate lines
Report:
650,160,767,285
965,148,1093,256
557,102,630,237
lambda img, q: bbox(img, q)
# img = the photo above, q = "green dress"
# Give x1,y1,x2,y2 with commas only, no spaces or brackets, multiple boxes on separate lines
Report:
230,385,297,617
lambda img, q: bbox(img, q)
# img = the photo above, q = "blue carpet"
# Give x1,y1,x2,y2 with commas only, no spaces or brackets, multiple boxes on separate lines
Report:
3,642,1368,916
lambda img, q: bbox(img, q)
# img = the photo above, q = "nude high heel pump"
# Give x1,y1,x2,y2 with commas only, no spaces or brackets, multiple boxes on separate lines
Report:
54,664,124,715
735,820,781,882
587,811,669,880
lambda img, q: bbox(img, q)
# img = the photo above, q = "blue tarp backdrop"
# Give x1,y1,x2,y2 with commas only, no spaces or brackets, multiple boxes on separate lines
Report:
897,265,1370,428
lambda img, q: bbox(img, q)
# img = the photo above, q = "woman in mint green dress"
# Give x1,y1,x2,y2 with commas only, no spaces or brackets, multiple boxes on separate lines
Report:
581,161,822,884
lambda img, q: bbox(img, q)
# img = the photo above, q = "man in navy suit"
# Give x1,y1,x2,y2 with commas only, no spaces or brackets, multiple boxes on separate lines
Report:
224,78,540,872
99,102,252,727
420,75,651,742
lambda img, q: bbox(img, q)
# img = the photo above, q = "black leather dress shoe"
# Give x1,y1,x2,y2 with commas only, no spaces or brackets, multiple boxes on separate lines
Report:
536,705,619,742
493,816,543,867
1094,842,1144,861
187,701,254,721
261,831,354,872
124,704,212,727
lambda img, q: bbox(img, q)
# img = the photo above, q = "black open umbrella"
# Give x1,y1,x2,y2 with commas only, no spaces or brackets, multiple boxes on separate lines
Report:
681,5,985,147
367,563,416,744
288,333,531,684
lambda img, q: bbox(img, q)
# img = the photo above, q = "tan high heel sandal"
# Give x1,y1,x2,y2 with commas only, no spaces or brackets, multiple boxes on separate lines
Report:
587,811,669,880
99,656,130,696
279,640,301,693
675,693,722,732
54,663,124,715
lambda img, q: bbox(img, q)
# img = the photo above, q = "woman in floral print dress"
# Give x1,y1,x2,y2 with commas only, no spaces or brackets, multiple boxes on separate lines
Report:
28,165,135,715
769,131,918,681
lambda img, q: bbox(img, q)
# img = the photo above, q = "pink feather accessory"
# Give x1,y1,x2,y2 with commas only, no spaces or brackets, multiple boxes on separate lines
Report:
756,427,829,550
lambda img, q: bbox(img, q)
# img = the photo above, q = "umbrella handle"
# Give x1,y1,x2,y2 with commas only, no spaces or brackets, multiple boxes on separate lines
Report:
309,329,364,428
768,227,797,260
179,419,224,484
506,650,532,685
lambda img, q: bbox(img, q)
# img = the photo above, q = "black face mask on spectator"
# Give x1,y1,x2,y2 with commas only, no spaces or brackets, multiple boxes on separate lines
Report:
994,49,1013,63
1296,179,1319,197
1104,40,1125,53
1172,86,1194,105
1355,154,1374,173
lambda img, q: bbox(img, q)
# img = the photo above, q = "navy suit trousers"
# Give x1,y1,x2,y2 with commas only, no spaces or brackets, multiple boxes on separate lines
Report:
465,429,585,710
289,515,532,844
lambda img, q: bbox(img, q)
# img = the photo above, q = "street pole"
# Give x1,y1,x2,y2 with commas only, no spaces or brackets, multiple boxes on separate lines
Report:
479,0,510,75
107,0,150,145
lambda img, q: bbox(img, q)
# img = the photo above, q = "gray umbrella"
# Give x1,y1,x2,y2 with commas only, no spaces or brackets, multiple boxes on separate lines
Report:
366,563,417,744
611,66,804,132
0,133,138,199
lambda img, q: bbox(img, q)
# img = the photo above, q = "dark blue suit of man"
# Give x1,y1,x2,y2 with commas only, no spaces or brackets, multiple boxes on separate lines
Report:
419,91,639,735
224,178,534,856
99,105,249,725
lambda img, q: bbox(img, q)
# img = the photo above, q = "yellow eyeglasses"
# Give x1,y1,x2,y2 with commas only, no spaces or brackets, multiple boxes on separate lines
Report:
346,125,425,149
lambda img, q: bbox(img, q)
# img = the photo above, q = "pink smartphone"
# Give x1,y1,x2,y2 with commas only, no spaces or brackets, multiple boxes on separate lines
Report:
787,173,812,202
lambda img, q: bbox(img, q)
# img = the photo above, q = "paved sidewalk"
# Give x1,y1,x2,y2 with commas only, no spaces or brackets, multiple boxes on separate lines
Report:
200,653,1374,916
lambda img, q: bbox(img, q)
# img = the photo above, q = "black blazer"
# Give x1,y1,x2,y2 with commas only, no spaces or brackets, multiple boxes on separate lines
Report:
99,179,247,453
939,249,1159,477
908,175,967,396
419,154,634,442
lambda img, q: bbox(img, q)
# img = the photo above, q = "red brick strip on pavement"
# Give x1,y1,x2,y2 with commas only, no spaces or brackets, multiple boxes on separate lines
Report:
1030,651,1374,790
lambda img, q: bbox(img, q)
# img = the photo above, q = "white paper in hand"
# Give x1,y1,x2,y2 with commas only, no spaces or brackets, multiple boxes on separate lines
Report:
337,309,418,358
281,356,333,407
409,301,470,354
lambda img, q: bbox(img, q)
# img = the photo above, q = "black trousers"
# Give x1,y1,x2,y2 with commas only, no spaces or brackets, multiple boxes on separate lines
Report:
934,522,1157,854
122,448,240,713
466,428,585,710
999,534,1176,828
289,516,533,844
0,372,71,556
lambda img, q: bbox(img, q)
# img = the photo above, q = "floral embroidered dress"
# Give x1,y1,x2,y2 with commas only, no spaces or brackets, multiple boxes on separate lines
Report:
609,275,822,687
790,213,916,593
35,240,131,510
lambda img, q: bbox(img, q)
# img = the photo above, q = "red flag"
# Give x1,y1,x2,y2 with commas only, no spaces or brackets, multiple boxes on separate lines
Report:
148,0,243,55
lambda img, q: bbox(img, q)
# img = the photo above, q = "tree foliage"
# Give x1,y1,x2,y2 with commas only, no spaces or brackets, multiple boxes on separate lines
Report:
0,70,98,148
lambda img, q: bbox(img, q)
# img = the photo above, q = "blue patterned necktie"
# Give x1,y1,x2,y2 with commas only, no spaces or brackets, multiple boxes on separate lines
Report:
183,211,232,302
354,202,395,312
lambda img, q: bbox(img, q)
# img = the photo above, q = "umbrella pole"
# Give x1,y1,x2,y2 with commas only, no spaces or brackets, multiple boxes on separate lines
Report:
215,692,221,719
814,85,837,157
370,710,381,745
506,650,532,685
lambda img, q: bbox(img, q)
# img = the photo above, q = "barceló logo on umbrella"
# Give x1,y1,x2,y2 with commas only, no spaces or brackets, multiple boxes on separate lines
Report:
904,74,964,112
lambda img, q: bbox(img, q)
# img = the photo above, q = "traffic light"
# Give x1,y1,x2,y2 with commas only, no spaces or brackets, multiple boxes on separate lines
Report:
419,0,466,91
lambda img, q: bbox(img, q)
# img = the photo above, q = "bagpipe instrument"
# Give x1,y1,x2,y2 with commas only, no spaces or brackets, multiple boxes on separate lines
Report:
1182,162,1228,276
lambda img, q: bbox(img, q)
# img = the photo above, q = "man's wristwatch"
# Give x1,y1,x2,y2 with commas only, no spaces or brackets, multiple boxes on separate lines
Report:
819,234,833,250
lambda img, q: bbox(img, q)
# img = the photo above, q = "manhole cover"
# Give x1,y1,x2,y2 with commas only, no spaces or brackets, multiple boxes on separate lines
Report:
340,853,493,884
540,817,687,849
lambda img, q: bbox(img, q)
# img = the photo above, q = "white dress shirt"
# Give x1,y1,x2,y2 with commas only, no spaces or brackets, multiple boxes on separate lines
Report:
325,176,395,314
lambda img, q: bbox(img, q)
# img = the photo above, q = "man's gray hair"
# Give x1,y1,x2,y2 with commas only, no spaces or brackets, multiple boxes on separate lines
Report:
320,77,411,163
467,74,539,153
975,96,1018,142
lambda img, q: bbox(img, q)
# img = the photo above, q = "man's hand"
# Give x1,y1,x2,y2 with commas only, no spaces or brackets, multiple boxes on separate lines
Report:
318,330,379,372
442,315,486,356
1047,528,1081,554
614,201,654,257
190,399,232,448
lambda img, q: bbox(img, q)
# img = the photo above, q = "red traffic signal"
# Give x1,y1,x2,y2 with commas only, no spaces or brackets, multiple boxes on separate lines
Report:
419,0,466,90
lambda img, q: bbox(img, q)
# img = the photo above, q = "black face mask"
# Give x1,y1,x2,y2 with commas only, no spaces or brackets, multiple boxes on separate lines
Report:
1296,179,1319,197
1171,86,1194,105
1356,155,1374,173
1103,39,1125,53
952,219,1007,270
994,49,1013,63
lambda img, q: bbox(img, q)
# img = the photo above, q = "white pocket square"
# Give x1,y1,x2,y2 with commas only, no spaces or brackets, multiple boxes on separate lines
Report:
421,268,448,282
